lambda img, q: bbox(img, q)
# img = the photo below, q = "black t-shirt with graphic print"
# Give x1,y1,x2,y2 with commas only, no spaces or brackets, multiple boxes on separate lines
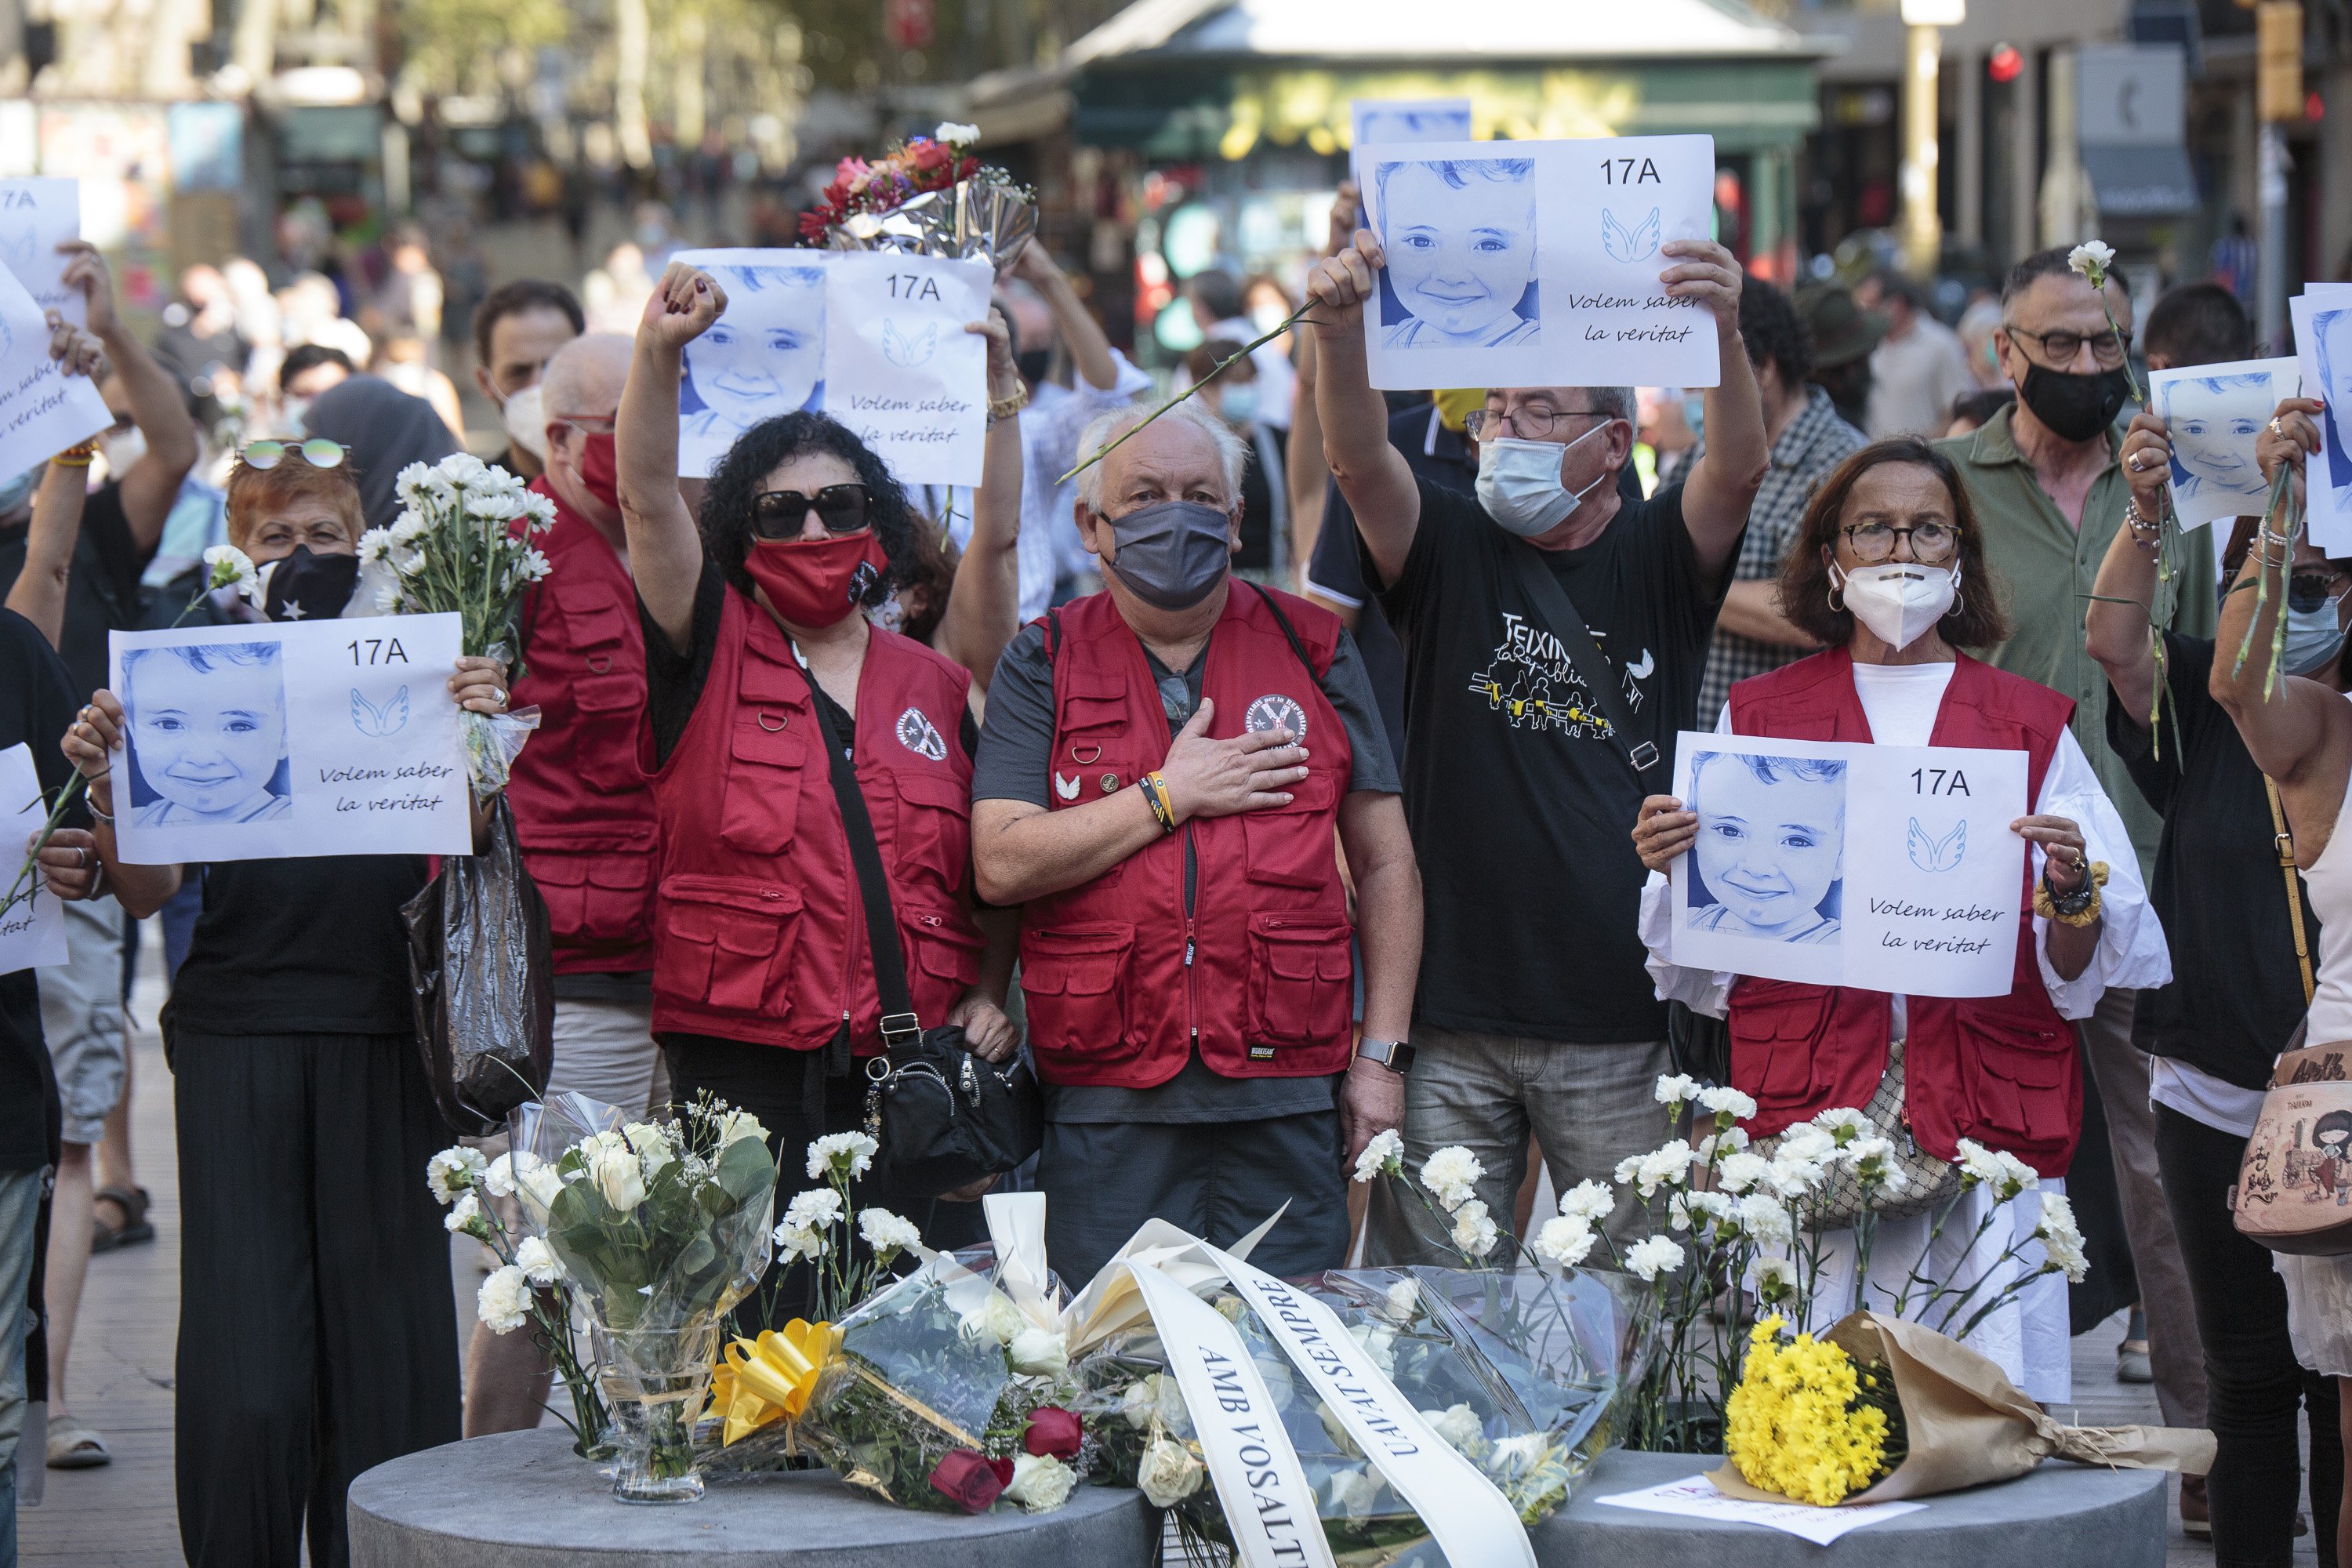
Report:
1367,477,1725,1044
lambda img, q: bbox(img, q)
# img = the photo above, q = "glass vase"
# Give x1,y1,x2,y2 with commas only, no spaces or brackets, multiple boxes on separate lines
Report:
593,1319,724,1504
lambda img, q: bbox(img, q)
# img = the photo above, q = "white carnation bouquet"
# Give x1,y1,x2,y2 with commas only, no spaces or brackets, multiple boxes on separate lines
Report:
357,452,554,797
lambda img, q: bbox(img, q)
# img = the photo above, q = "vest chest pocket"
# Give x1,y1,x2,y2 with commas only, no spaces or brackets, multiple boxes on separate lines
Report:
1241,771,1338,889
1053,695,1134,809
1247,916,1352,1047
904,908,983,990
1728,979,1836,1108
1953,1001,2071,1145
570,673,647,789
884,769,971,884
656,875,802,1014
1022,924,1136,1062
720,719,808,854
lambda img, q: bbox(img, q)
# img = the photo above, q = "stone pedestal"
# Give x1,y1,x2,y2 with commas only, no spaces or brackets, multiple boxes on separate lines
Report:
347,1428,1160,1568
1534,1450,2169,1568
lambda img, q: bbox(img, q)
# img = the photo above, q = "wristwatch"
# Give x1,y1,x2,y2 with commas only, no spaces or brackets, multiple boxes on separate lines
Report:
1355,1037,1414,1074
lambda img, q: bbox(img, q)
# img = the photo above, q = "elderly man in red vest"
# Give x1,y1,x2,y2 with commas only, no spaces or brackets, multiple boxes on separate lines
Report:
972,399,1421,1283
466,330,663,1433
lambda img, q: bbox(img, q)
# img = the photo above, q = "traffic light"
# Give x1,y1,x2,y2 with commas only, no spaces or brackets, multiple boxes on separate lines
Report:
2259,1,2304,124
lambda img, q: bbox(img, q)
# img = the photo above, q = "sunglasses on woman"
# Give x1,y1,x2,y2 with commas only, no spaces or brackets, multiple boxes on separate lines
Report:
239,437,349,470
750,483,869,539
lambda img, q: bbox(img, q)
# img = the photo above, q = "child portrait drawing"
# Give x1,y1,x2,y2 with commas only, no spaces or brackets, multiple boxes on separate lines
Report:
122,642,292,826
1686,750,1847,945
1372,157,1541,350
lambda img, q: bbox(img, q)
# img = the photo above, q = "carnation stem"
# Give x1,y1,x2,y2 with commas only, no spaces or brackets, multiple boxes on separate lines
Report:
1057,303,1320,485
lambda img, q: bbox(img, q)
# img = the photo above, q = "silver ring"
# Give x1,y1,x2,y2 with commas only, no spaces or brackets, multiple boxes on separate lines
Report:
2272,416,2285,436
79,847,91,869
492,688,508,710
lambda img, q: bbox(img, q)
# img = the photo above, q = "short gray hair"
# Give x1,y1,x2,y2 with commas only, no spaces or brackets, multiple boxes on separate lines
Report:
1582,387,1636,423
1072,398,1247,513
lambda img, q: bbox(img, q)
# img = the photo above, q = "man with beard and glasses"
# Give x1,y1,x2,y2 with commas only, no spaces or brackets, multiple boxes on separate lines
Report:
1933,244,2218,1476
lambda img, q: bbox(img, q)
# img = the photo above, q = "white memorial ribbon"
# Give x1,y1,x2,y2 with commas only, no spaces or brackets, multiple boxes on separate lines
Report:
1124,1258,1338,1568
1205,1246,1538,1568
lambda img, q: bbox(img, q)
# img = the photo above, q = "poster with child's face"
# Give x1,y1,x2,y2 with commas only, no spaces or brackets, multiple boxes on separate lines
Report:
1357,134,1720,390
2149,356,2296,528
1668,731,2029,997
2290,285,2352,552
109,613,471,865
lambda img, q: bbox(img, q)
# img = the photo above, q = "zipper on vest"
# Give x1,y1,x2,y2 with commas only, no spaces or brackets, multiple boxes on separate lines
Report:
1183,820,1200,1041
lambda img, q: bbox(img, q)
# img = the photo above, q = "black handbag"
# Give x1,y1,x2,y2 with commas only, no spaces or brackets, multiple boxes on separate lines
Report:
803,669,1042,1197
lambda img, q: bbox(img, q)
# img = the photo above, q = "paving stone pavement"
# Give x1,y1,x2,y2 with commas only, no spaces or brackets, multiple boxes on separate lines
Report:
16,949,2321,1565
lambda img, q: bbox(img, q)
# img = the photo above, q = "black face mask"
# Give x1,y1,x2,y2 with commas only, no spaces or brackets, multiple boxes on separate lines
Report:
1100,500,1233,611
1015,347,1052,385
2018,363,2132,444
261,545,359,622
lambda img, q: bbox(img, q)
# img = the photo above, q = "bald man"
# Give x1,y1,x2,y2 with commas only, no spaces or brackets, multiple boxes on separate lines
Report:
465,332,662,1433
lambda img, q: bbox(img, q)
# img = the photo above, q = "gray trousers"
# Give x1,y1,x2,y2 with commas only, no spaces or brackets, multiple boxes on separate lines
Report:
2082,986,2208,1428
1365,1023,1672,1265
0,1165,45,1568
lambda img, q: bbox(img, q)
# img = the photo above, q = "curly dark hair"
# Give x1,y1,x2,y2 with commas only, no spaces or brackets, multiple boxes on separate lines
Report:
1775,437,2013,650
1739,276,1813,387
696,411,920,605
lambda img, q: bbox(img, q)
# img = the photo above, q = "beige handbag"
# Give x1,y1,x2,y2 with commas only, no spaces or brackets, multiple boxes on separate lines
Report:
2232,779,2352,1253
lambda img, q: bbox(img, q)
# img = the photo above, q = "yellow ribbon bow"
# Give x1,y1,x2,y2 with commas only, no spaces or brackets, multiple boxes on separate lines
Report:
707,1319,836,1446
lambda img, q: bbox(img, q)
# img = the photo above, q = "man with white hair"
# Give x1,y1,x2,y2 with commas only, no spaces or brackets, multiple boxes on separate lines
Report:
971,399,1421,1285
1306,227,1766,1262
465,331,665,1434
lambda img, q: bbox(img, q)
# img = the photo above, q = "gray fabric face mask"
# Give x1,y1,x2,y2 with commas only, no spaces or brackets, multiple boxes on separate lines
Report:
1101,499,1233,610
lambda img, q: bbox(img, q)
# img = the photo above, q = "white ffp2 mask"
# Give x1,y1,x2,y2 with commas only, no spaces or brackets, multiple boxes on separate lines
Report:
1475,426,1612,539
501,383,550,463
1834,561,1959,651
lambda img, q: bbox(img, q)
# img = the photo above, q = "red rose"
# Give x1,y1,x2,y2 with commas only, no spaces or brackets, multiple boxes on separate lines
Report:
929,1448,1008,1513
797,209,829,241
956,156,980,180
1023,1406,1083,1459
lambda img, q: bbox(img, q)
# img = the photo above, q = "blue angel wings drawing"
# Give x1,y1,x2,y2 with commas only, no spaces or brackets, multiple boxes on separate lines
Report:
1601,208,1661,265
351,686,410,738
1906,817,1967,873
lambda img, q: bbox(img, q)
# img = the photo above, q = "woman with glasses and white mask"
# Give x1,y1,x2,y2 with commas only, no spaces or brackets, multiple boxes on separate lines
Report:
614,263,1019,1323
1631,438,2168,1403
60,434,509,1566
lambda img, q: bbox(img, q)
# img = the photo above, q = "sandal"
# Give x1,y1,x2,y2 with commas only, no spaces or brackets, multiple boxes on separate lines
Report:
46,1413,111,1469
91,1184,154,1253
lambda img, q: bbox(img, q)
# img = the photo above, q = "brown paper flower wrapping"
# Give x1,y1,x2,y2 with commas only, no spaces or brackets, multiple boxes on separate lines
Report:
1709,1311,2215,1506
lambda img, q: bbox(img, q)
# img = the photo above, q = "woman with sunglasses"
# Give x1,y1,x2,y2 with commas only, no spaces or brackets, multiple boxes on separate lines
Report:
615,262,1018,1319
2198,396,2352,1568
1631,437,2168,1402
58,434,510,1568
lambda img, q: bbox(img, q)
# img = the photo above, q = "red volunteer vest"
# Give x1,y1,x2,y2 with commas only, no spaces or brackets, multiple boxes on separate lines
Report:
1019,584,1356,1089
645,588,982,1050
506,481,659,973
1723,648,2082,1177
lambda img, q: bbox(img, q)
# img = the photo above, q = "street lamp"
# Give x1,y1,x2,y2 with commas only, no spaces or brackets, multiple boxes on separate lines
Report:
1900,0,1964,278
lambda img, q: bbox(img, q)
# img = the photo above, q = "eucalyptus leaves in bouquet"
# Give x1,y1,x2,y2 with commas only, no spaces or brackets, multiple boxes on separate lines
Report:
356,452,554,796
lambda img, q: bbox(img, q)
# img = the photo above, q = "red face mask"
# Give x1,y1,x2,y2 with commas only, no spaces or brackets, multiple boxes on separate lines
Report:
746,530,887,629
575,431,621,510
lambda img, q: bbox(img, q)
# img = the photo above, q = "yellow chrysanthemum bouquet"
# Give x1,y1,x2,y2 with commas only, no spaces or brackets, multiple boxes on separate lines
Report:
1722,1316,1903,1505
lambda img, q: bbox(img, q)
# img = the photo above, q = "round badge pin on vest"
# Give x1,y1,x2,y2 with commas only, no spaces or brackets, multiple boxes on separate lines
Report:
1098,772,1119,793
895,706,947,761
1245,694,1308,741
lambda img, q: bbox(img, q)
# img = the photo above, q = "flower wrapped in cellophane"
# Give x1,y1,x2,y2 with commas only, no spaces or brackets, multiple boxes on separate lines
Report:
695,1163,1089,1515
1073,1262,1641,1559
803,122,1035,273
356,451,553,797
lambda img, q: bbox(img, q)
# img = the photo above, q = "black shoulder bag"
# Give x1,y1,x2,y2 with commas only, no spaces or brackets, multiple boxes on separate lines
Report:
1505,541,1727,1082
802,673,1042,1197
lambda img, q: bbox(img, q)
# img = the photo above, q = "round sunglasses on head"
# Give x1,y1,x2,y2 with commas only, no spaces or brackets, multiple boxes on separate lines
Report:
750,483,869,539
239,437,349,471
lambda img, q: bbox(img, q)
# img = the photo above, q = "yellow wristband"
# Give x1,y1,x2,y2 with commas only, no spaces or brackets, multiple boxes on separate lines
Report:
1139,771,1176,833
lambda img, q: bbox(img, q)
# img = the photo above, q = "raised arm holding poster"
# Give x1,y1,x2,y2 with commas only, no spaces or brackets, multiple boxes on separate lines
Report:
670,247,992,485
1355,134,1721,390
0,179,84,327
107,612,472,865
1667,731,2029,997
0,259,111,477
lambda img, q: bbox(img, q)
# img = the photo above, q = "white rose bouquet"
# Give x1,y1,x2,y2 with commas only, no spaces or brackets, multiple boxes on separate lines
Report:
357,452,554,797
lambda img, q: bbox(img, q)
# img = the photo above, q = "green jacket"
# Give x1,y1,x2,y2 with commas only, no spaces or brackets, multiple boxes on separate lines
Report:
1932,404,2218,882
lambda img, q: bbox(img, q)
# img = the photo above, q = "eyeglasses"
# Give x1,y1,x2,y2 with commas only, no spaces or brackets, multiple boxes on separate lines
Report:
1463,407,1611,441
750,483,869,539
1842,521,1962,564
2004,323,2133,371
2288,570,2351,613
238,437,348,470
